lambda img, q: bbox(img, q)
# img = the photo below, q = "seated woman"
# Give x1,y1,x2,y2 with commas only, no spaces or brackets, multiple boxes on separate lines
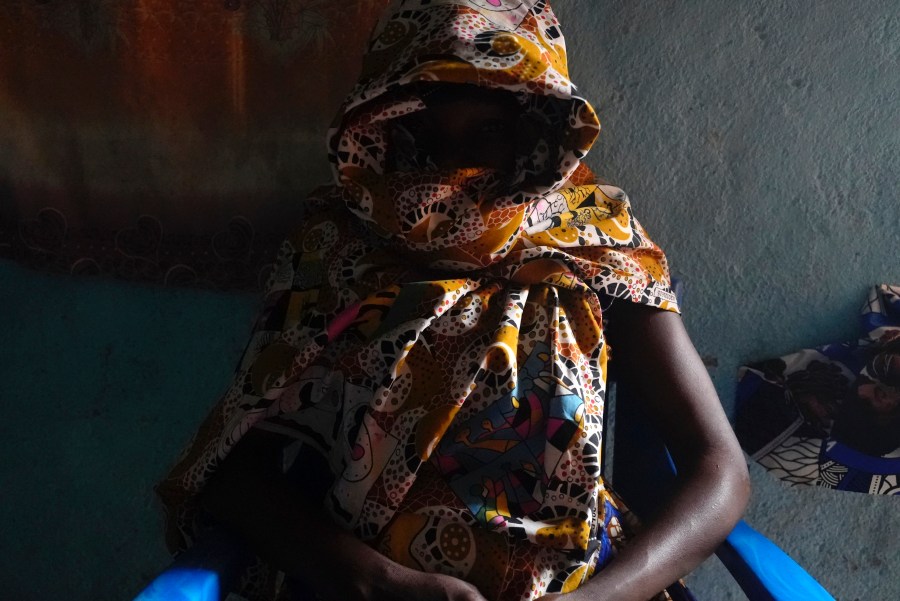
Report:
156,2,749,600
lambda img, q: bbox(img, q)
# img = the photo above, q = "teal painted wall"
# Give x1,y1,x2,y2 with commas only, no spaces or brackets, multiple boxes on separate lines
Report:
1,1,898,599
0,262,259,599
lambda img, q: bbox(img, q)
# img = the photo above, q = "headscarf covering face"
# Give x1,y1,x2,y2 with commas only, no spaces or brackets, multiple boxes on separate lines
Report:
330,0,602,270
157,2,682,600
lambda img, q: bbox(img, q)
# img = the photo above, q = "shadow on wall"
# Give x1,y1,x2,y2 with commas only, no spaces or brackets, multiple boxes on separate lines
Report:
0,0,391,285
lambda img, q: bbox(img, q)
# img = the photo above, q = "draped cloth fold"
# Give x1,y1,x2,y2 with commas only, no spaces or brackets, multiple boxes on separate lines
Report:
157,2,683,599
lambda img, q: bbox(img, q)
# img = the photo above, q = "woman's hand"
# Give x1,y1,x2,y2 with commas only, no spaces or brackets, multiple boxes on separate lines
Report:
201,428,490,601
381,565,489,601
414,573,489,601
536,592,595,601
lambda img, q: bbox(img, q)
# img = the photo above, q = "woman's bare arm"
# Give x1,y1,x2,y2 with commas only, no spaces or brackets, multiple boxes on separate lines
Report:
199,428,489,601
544,302,751,601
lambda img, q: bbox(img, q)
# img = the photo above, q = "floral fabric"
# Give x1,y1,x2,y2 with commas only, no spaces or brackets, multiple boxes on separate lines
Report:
157,2,680,600
736,284,900,495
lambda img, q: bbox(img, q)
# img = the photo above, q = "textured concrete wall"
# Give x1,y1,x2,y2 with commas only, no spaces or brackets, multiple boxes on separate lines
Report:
555,0,899,404
552,1,900,599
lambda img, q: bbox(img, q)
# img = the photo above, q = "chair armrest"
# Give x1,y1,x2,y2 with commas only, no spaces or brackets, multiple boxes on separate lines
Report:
715,520,835,601
133,526,251,601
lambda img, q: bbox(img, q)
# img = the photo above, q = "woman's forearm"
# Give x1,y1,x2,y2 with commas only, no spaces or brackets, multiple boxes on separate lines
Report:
569,302,751,601
571,447,749,601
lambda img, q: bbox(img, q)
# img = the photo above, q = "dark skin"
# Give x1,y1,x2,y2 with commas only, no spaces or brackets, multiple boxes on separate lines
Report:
389,84,523,173
200,90,750,601
539,302,750,601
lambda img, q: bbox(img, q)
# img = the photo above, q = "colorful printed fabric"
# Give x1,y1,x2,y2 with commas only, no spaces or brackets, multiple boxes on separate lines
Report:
736,284,900,495
157,2,680,599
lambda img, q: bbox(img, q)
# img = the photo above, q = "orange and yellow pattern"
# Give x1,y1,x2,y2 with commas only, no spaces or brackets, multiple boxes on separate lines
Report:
158,2,680,600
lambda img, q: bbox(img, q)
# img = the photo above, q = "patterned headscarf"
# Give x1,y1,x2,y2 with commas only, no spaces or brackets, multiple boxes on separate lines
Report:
158,2,680,600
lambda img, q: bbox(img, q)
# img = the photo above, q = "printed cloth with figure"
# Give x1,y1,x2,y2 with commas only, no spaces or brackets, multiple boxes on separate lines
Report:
736,284,900,495
157,1,688,600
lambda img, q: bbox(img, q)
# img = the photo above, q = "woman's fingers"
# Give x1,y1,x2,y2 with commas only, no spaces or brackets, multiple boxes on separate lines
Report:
413,572,490,601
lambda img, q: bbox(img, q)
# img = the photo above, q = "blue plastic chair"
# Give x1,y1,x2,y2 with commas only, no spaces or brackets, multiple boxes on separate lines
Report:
137,407,835,601
136,283,835,601
134,526,250,601
137,417,834,601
